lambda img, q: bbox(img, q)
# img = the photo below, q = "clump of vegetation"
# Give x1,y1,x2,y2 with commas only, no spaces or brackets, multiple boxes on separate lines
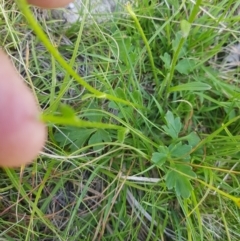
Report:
1,0,240,240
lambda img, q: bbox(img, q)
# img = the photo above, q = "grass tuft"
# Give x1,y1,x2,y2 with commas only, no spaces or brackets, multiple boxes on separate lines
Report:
1,0,240,240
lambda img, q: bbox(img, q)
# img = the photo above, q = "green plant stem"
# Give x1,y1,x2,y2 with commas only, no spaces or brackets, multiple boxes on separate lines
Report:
197,178,240,207
41,114,127,130
165,38,185,95
126,3,158,86
16,0,136,107
159,0,203,98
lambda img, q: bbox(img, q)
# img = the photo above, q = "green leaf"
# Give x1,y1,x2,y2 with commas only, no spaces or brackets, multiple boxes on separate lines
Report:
186,132,201,147
132,90,143,104
176,164,197,178
118,106,133,119
180,20,191,38
54,127,95,151
172,32,182,53
163,111,182,139
169,82,211,93
59,104,75,118
165,170,177,190
158,145,169,154
160,52,171,70
113,32,134,66
175,164,196,198
88,131,102,151
85,103,103,122
175,176,193,198
108,101,119,110
165,164,196,198
116,87,127,99
117,128,129,143
175,59,196,75
166,0,179,9
88,129,112,152
169,142,191,161
151,152,168,167
172,31,186,57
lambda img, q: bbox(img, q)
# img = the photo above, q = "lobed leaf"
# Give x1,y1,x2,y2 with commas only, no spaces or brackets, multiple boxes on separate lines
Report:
151,152,168,167
165,164,196,198
163,111,182,139
169,142,192,161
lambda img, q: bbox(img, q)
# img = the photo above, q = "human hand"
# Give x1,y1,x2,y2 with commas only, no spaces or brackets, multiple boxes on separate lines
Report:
0,0,73,167
27,0,73,8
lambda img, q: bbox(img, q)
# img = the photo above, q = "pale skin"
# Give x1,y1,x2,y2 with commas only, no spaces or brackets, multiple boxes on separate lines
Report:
0,0,73,167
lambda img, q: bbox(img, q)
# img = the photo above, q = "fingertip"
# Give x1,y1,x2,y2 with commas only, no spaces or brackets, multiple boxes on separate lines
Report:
27,0,73,8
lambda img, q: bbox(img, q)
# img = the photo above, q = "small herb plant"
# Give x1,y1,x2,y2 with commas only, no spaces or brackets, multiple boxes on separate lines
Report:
151,111,201,198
